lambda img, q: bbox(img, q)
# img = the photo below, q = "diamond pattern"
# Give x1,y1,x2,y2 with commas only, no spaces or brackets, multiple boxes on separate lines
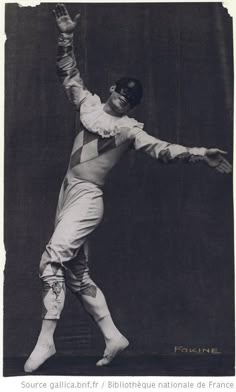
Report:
69,126,118,169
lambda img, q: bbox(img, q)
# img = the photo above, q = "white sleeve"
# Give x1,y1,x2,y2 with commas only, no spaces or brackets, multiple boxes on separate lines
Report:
129,127,207,163
57,33,92,110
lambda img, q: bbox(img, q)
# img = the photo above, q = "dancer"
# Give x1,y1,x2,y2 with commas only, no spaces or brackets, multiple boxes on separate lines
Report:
24,4,232,373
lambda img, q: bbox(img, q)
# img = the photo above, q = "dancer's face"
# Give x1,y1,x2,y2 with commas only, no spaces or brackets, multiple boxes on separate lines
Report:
107,90,132,115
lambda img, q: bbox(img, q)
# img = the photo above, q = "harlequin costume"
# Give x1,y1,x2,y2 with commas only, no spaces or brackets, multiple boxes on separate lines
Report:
39,32,207,324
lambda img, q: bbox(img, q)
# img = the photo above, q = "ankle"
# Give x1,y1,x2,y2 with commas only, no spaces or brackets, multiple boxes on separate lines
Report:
104,331,123,345
96,315,124,343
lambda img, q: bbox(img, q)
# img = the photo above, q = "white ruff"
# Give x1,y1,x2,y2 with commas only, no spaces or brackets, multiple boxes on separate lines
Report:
80,94,144,138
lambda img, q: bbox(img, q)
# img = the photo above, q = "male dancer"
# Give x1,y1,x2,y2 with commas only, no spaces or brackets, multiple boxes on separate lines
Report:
24,4,232,373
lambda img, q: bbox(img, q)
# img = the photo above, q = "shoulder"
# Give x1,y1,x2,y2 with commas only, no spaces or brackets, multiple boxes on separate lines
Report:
114,125,144,147
117,117,144,138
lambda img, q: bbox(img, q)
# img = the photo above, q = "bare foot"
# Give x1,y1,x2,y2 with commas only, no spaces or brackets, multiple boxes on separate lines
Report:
96,335,129,367
24,341,56,373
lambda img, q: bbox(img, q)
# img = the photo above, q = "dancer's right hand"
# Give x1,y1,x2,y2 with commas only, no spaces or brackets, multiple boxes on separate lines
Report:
53,4,80,33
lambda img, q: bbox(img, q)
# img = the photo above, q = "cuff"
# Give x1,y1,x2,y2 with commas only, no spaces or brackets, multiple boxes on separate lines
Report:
59,32,74,38
58,32,74,46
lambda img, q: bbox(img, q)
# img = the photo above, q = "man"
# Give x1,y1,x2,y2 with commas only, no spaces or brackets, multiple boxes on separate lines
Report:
24,4,232,373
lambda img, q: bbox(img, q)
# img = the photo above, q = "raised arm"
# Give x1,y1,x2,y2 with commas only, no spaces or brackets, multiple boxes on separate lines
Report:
53,4,91,109
128,127,232,174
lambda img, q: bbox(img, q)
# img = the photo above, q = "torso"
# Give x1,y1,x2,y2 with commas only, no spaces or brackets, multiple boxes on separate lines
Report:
65,124,132,187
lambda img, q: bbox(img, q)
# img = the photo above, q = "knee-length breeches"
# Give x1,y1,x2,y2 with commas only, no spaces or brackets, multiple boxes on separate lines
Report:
39,178,104,319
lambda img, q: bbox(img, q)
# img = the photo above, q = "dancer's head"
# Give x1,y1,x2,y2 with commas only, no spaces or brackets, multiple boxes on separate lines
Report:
107,77,143,115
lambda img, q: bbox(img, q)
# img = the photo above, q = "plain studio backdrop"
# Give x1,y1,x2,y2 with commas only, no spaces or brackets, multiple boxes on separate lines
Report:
4,1,234,371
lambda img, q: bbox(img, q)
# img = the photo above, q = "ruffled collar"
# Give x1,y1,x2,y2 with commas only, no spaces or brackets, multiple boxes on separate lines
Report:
80,94,144,138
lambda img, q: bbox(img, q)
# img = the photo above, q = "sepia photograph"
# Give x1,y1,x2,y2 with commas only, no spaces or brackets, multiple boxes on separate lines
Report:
3,1,234,378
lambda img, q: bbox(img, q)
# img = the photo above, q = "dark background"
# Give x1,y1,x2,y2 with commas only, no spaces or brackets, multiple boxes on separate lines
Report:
4,2,234,362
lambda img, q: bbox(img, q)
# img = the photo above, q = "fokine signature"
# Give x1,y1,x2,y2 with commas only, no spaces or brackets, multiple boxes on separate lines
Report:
174,346,221,354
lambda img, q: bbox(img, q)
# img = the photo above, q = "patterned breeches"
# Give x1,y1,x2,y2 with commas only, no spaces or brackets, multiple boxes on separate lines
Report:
39,178,105,320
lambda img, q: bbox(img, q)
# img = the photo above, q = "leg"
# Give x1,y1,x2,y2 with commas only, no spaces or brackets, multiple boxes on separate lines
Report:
66,241,129,366
25,181,105,372
24,263,66,373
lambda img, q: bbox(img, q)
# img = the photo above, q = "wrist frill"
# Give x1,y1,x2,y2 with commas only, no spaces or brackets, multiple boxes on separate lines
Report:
58,32,74,47
59,32,74,38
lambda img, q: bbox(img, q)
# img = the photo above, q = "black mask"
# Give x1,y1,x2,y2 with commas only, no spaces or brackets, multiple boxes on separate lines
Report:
115,77,143,107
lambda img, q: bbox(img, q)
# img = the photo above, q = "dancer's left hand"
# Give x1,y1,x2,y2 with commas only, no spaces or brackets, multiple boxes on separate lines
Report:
204,148,232,173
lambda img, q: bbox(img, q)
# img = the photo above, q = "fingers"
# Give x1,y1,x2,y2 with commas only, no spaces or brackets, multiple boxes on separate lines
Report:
215,163,227,173
216,165,225,173
222,157,232,171
53,5,61,19
59,4,69,16
221,163,232,173
53,3,68,18
215,160,232,174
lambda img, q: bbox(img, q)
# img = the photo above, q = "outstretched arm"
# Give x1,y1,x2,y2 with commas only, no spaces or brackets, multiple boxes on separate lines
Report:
128,127,232,174
53,4,91,109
